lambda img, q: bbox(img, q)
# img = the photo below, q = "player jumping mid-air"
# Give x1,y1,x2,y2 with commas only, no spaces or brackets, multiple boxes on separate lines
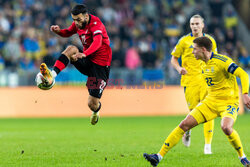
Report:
38,4,112,125
144,36,250,167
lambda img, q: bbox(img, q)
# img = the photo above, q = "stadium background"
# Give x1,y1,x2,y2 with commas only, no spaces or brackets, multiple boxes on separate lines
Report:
0,0,249,116
0,1,250,167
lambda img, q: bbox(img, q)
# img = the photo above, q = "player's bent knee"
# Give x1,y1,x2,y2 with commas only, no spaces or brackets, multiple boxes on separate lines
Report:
88,99,99,111
179,120,190,132
62,45,79,57
221,124,233,135
179,114,198,131
66,45,78,52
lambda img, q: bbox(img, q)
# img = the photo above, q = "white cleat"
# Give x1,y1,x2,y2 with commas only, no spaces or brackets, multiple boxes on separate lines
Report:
204,144,212,154
182,130,191,147
90,112,99,125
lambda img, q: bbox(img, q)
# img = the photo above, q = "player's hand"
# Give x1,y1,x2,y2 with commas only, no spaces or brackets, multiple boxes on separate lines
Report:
75,53,86,59
71,53,86,62
50,25,61,33
178,67,187,75
243,94,250,109
71,54,78,62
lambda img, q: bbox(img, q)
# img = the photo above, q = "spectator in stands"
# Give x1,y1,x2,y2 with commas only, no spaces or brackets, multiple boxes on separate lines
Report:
0,0,248,79
0,12,10,33
23,28,40,60
125,46,141,70
3,35,21,70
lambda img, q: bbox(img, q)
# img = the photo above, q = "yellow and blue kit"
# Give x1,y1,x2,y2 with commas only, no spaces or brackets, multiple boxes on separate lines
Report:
190,52,249,123
171,33,217,87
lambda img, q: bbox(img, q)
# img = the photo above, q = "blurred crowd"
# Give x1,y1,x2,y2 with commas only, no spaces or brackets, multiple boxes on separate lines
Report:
0,0,249,74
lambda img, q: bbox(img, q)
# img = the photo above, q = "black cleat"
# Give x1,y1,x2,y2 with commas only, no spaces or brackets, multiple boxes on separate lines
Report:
143,153,159,167
241,157,250,167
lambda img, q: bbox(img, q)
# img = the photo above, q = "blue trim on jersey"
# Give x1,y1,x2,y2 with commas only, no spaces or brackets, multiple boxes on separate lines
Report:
214,55,227,61
190,32,205,37
210,52,214,59
216,56,227,61
212,53,228,62
228,63,239,74
213,56,227,62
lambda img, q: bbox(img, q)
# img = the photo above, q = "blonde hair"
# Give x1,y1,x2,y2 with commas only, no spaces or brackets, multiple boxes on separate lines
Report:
190,14,204,23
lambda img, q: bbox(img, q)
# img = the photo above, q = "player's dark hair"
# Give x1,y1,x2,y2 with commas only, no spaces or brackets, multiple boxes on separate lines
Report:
193,37,212,52
71,4,88,15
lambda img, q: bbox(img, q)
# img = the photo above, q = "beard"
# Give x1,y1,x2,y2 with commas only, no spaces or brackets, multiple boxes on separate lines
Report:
79,21,87,29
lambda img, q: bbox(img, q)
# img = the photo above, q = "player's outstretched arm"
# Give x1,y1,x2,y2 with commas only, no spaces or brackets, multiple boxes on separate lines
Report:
50,25,61,34
50,23,76,37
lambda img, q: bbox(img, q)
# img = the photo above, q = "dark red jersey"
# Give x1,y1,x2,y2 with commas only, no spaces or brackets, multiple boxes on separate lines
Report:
58,14,112,66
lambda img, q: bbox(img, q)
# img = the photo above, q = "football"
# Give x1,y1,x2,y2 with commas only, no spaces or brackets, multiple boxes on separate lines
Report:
35,72,55,90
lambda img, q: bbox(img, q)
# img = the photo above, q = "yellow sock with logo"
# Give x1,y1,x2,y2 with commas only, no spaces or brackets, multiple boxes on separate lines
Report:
227,130,244,157
204,120,214,144
158,126,185,157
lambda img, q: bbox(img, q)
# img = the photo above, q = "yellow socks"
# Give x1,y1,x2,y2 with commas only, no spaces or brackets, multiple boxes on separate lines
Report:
159,126,185,157
204,120,214,144
227,130,244,157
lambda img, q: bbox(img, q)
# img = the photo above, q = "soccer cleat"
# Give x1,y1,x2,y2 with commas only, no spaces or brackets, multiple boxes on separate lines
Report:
90,112,99,125
143,153,159,167
204,144,212,154
182,130,191,147
241,157,250,167
40,63,54,86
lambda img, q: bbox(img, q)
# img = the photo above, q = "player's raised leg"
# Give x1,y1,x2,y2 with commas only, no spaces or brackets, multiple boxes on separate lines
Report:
221,117,250,166
39,45,79,88
88,95,101,125
53,45,79,75
203,120,214,154
37,42,79,91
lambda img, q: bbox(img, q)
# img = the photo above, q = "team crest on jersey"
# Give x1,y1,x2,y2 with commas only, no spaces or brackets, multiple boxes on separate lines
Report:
189,45,193,48
81,34,87,44
94,22,97,24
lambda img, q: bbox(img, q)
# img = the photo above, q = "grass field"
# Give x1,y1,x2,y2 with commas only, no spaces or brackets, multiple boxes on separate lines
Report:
0,115,249,167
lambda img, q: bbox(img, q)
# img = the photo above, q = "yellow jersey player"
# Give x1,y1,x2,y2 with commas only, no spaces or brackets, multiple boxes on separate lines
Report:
171,14,217,154
143,36,250,167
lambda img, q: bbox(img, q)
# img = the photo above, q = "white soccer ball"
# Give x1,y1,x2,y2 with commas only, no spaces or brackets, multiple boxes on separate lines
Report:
35,72,55,90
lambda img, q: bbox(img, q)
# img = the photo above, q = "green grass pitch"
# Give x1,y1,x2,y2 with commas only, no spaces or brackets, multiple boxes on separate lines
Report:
0,115,249,167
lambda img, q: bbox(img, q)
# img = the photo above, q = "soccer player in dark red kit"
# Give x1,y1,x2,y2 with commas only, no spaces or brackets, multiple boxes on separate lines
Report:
38,4,112,125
